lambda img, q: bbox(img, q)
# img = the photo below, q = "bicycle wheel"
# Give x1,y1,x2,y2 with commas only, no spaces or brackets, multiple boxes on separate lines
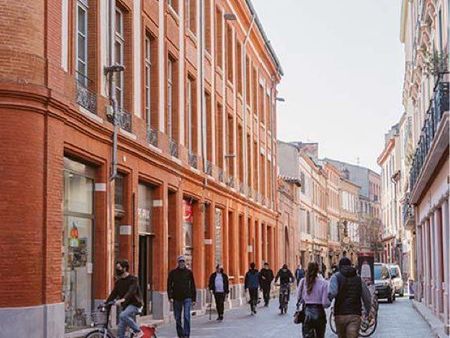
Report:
85,329,113,338
329,308,337,334
359,316,378,337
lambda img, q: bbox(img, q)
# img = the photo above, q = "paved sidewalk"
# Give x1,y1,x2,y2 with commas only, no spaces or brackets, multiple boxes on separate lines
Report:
156,296,432,338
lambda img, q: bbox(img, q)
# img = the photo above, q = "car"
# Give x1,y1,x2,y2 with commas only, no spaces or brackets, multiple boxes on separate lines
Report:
374,263,396,303
388,264,404,297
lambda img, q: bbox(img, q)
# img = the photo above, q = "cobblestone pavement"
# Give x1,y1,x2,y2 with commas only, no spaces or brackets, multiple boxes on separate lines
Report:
156,296,432,338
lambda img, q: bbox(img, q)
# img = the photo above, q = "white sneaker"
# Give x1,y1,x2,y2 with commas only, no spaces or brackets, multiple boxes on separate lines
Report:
134,331,145,338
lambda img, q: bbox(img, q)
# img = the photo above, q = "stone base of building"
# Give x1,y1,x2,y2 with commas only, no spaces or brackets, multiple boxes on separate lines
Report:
412,300,450,338
0,302,64,338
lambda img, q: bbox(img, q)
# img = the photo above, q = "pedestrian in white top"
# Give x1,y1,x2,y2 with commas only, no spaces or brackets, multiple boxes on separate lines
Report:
208,264,229,320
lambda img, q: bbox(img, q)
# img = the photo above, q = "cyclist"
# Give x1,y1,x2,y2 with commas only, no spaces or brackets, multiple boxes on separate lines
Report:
328,257,371,338
106,259,144,338
275,264,295,312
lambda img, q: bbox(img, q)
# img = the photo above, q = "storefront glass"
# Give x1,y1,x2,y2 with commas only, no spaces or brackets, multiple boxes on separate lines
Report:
63,158,95,332
215,208,223,266
183,199,193,267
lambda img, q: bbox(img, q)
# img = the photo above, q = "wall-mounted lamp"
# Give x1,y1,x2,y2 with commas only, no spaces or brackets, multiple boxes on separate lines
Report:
276,97,286,102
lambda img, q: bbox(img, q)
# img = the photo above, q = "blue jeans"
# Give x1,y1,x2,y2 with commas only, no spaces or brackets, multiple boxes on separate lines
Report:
173,298,192,337
118,305,141,338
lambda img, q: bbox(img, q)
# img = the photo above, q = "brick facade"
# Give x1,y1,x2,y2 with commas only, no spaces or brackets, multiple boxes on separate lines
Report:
0,0,282,336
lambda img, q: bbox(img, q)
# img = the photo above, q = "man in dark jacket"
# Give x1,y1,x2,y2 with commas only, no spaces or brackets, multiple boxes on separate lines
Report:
244,262,260,314
208,264,229,320
167,256,197,338
106,259,144,338
294,264,305,286
259,262,274,306
328,257,371,338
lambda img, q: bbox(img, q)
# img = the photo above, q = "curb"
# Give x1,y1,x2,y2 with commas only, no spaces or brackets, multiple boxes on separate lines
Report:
411,300,449,338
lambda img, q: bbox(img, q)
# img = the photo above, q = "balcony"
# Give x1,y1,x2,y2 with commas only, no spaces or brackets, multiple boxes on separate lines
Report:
217,168,225,183
188,151,198,169
75,74,97,114
116,109,132,132
146,127,158,147
205,160,213,176
402,203,415,231
409,77,449,201
238,181,246,195
226,175,235,188
169,138,179,158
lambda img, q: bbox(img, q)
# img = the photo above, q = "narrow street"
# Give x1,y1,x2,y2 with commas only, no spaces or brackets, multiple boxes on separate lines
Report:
157,296,432,338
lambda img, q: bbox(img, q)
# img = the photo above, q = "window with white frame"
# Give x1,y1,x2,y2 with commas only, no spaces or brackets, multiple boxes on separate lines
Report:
76,0,88,87
115,7,125,109
167,58,174,138
144,34,152,126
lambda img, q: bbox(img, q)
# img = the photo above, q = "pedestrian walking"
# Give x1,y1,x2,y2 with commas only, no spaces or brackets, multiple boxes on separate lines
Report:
328,257,371,338
244,262,260,314
208,264,229,321
259,262,274,306
275,264,295,311
295,264,305,286
296,262,330,338
105,259,144,338
167,256,197,338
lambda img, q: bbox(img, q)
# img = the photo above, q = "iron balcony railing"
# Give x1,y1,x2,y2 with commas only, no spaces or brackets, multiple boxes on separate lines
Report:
206,160,213,176
409,78,449,190
107,107,132,132
75,73,97,114
226,175,235,188
116,109,132,132
402,203,414,226
238,181,246,195
218,168,225,183
169,138,179,158
188,151,198,169
146,127,158,147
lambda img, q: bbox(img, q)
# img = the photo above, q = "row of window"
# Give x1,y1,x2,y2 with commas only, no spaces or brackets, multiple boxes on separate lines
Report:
73,0,277,203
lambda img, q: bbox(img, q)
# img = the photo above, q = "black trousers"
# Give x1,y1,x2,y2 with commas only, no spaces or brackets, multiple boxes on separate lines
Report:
261,284,271,304
302,304,326,338
214,292,225,316
248,288,258,311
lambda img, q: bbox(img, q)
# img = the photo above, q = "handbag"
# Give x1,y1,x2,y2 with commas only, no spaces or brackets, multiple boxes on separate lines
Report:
293,279,306,324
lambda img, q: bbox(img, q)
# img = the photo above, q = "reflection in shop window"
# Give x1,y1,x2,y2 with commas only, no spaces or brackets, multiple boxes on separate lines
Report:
215,208,223,266
183,199,193,267
138,183,153,234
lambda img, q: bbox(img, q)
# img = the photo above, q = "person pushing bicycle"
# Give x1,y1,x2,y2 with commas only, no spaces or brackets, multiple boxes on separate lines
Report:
328,257,371,338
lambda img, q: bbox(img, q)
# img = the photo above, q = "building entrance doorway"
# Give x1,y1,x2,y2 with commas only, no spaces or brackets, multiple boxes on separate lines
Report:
139,235,153,315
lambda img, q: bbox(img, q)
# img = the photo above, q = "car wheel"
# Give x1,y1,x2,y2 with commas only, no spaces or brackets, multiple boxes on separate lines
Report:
387,294,393,303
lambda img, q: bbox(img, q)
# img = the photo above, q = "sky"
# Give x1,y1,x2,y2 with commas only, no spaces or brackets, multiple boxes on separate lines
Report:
252,0,405,172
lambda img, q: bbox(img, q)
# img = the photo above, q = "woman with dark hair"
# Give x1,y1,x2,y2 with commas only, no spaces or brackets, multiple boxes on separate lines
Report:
296,262,330,338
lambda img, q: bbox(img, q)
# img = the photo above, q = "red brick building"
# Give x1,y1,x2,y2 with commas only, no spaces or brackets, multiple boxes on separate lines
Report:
0,0,282,336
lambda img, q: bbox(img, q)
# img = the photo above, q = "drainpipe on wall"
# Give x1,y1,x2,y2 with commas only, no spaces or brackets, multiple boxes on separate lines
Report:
200,0,208,188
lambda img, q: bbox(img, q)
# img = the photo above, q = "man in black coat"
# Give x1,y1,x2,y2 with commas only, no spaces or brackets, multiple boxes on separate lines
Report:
167,256,197,338
259,262,274,306
208,264,229,320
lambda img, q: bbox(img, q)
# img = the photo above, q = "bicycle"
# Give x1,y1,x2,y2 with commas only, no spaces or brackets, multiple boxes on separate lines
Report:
85,301,157,338
278,283,290,314
329,294,379,337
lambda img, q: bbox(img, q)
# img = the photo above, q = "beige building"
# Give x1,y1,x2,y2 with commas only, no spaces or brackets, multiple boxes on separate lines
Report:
398,0,449,334
339,177,361,265
324,163,342,268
